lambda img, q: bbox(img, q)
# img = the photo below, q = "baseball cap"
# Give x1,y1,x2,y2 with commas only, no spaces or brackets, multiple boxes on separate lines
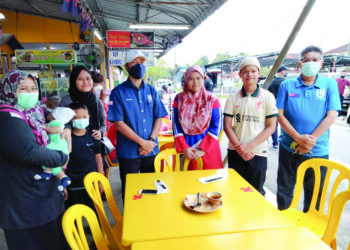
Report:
125,50,147,65
239,57,261,72
277,66,287,73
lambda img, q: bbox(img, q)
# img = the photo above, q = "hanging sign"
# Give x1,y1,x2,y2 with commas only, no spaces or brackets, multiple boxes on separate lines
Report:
108,50,125,66
108,50,154,66
107,31,154,48
15,49,77,64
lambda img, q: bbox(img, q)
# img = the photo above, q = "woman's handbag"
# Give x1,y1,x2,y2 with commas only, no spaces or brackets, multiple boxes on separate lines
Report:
101,136,115,156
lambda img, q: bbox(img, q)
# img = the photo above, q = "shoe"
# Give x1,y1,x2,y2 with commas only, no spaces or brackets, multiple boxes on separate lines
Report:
34,172,52,180
273,145,279,150
58,176,71,191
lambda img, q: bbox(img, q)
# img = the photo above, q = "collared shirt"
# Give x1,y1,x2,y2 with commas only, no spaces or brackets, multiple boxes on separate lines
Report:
108,78,167,159
224,85,278,157
336,78,350,95
276,74,341,156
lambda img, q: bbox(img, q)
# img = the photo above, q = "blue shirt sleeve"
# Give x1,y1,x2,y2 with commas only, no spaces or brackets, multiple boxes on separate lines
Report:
108,88,124,122
173,97,184,136
152,87,168,119
208,100,223,137
327,79,341,111
276,81,287,109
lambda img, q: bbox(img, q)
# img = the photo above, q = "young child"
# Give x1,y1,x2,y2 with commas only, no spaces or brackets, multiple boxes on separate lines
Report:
34,107,75,191
223,57,278,196
65,102,104,210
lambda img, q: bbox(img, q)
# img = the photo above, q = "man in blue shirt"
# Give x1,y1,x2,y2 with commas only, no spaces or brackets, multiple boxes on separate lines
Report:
108,50,168,200
276,45,340,212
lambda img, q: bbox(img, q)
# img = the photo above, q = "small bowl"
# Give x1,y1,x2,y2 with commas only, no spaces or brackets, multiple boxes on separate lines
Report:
206,192,222,206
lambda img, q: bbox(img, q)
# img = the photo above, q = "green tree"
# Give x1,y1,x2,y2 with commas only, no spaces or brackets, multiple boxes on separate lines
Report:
211,52,231,63
147,59,173,82
233,52,249,58
260,67,270,77
194,56,209,66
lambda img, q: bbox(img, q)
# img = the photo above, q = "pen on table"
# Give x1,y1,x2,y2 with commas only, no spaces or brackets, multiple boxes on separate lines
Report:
205,177,223,183
157,180,167,189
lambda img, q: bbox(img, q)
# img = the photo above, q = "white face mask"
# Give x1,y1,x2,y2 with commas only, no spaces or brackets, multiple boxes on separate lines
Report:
301,61,321,77
93,85,103,95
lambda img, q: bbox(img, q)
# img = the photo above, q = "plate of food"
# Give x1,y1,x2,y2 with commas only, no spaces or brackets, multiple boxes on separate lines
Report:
161,130,173,136
62,51,73,62
17,52,35,63
184,192,222,213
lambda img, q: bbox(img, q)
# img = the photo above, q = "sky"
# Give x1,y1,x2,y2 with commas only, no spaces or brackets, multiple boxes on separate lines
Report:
161,0,350,67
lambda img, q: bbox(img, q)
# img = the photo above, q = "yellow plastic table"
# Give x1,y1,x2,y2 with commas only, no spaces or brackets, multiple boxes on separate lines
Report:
122,169,294,246
131,227,331,250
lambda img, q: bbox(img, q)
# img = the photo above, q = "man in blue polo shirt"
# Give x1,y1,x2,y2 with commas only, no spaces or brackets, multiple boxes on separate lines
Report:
276,45,340,212
108,50,167,200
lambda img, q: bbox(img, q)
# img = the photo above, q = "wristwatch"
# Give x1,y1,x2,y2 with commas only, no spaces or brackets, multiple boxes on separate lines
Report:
148,137,156,142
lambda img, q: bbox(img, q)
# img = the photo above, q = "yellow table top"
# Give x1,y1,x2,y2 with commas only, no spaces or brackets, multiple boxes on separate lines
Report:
131,227,331,250
122,169,294,246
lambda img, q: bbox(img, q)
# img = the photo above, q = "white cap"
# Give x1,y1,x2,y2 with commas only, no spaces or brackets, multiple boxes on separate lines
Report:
52,107,76,124
125,50,147,65
239,57,261,72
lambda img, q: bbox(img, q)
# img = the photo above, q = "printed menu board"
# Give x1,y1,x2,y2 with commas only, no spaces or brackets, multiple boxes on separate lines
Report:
15,49,77,64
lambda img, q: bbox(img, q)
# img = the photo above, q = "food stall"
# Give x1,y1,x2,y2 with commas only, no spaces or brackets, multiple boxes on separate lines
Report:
0,34,23,78
15,49,76,104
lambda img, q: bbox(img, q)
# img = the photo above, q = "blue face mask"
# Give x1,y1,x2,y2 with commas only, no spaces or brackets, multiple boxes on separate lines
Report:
128,64,146,79
301,61,320,77
72,118,89,129
284,72,288,78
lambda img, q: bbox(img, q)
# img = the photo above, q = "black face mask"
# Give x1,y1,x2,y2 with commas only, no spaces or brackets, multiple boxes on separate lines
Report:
340,76,345,79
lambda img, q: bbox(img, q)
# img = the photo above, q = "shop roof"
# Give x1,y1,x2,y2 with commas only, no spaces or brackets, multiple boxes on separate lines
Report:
0,0,227,57
0,34,24,50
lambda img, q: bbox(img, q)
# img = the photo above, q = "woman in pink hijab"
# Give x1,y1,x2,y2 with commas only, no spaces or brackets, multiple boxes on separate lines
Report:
173,65,223,170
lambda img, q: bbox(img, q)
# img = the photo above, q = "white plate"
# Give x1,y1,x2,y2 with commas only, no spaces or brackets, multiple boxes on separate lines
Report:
184,193,222,213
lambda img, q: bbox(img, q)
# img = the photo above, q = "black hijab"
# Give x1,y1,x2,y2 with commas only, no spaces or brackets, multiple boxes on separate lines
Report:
68,65,99,130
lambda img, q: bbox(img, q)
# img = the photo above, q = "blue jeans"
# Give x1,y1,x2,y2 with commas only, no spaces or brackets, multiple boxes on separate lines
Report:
276,145,328,212
271,122,278,146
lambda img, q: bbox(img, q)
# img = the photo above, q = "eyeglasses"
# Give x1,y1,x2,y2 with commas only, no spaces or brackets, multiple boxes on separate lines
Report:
300,57,322,63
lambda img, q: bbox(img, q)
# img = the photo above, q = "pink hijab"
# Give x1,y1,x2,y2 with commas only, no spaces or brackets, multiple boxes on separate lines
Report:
177,65,217,135
0,71,48,146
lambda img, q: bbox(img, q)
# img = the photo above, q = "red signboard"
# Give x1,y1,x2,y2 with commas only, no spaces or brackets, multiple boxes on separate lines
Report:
107,31,131,48
107,30,154,48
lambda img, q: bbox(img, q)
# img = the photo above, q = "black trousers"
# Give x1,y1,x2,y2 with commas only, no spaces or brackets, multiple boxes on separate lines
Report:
4,213,69,250
118,155,156,201
65,187,97,214
227,149,267,196
277,145,328,212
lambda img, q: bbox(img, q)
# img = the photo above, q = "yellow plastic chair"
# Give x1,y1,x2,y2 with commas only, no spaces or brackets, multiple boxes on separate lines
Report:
322,190,350,250
84,172,127,250
184,157,203,171
62,204,109,250
218,129,224,143
105,154,119,179
281,159,350,238
154,148,181,172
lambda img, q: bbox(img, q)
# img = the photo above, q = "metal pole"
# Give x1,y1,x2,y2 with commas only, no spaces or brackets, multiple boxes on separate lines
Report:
263,0,317,90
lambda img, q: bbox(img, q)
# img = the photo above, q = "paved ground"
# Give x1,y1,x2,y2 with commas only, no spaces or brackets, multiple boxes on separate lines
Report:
1,115,349,250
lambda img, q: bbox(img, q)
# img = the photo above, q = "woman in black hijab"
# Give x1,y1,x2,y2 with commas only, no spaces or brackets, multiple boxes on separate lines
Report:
60,65,106,140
